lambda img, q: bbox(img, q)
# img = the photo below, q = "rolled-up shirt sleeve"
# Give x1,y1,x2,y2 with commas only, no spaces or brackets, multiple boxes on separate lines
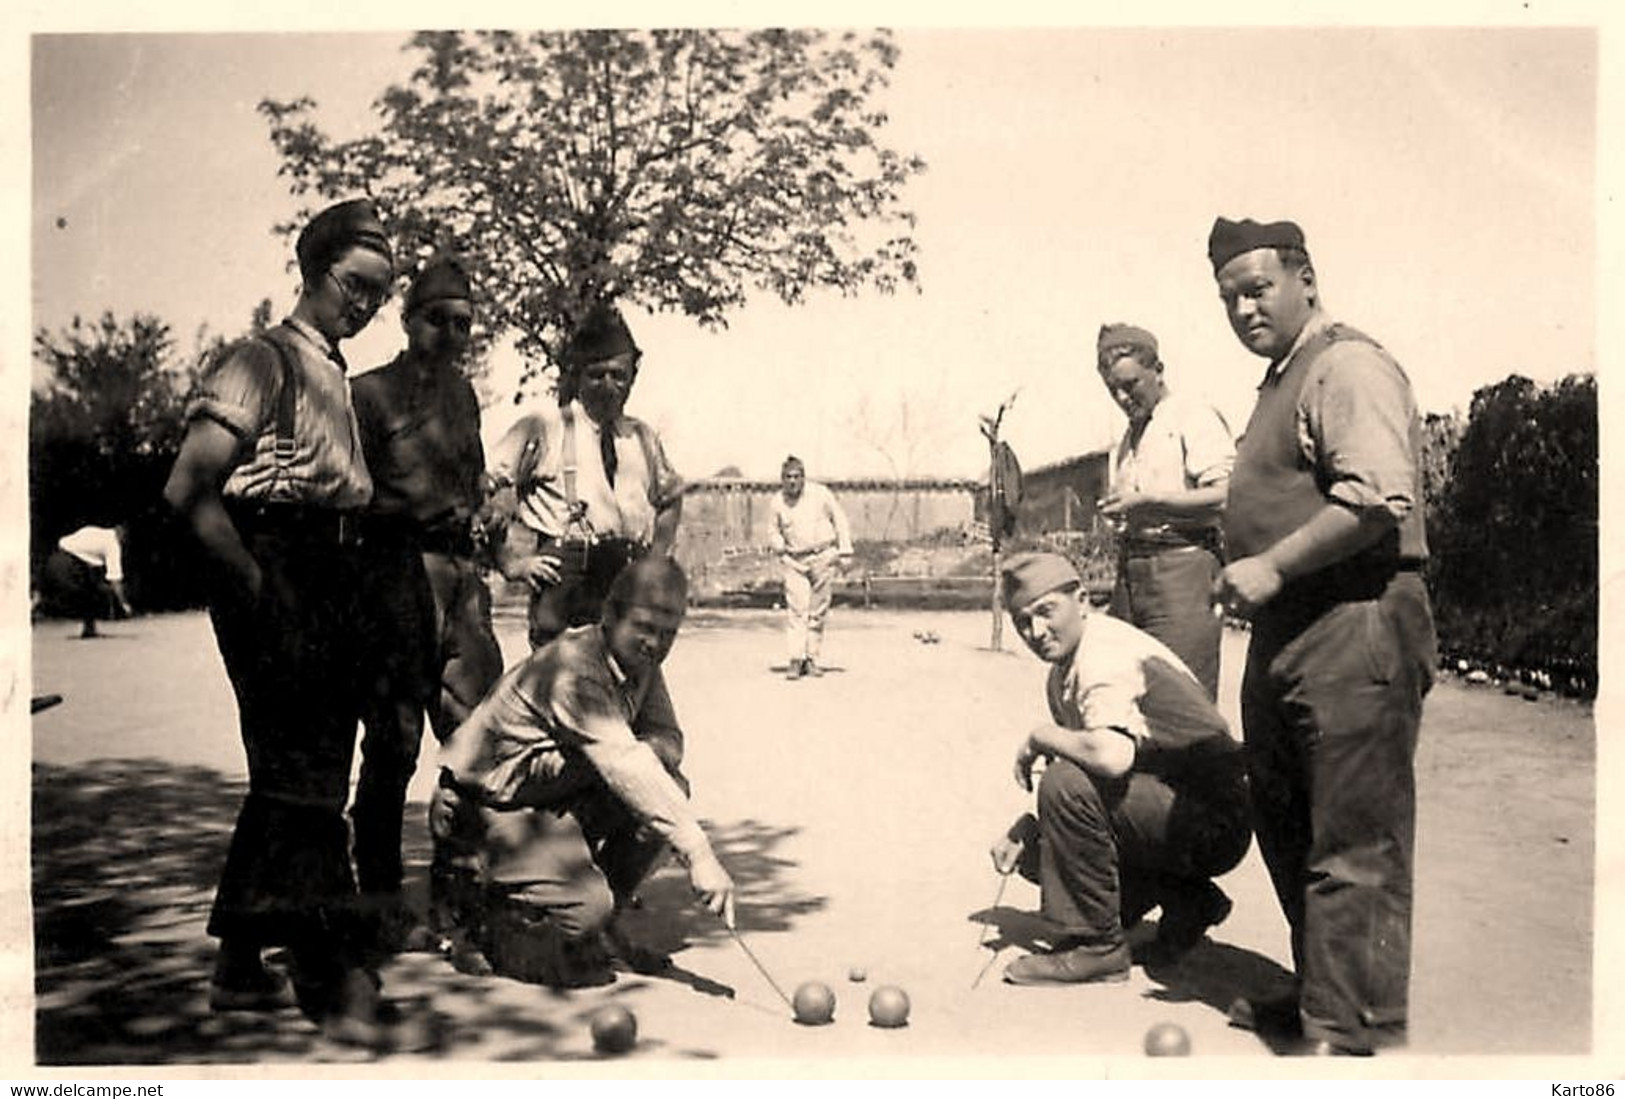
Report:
552,669,710,862
641,425,686,510
188,339,279,439
1182,400,1236,489
1050,651,1151,745
1299,344,1419,524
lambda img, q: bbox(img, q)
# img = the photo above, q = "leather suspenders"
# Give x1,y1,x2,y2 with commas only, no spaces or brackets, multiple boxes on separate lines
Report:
259,333,300,490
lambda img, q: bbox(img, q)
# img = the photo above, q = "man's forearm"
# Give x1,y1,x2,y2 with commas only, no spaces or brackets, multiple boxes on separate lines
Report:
1259,502,1395,583
181,496,261,596
650,496,682,555
1033,724,1135,779
1147,483,1228,524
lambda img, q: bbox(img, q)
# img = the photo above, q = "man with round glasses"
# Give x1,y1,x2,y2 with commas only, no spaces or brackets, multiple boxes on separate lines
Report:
350,257,505,968
164,199,436,1051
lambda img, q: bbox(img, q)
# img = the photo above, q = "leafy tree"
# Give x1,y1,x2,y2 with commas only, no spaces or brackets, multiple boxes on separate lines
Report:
29,309,279,610
1428,373,1597,693
260,29,926,391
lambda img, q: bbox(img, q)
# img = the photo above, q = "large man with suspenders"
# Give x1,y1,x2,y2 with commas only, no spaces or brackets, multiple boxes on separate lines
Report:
487,302,685,650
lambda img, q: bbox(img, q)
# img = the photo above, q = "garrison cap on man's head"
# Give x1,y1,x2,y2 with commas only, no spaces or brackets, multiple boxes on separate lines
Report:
1206,217,1307,273
560,302,641,366
405,258,473,314
296,199,392,280
1001,553,1082,612
1096,323,1159,368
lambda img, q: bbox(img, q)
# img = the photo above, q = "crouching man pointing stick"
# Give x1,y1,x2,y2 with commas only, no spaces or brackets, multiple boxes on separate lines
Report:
991,553,1251,984
431,556,735,987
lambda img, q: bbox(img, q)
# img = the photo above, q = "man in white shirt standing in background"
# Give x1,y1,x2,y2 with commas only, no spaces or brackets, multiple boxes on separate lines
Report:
1095,323,1235,700
769,456,854,680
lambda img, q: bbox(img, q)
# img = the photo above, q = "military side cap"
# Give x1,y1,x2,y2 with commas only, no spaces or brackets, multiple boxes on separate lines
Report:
406,257,473,313
1001,552,1082,611
296,198,392,274
560,302,640,365
1096,323,1159,366
1207,217,1306,273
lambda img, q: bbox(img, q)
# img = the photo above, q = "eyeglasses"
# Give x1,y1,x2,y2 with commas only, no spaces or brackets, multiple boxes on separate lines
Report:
421,307,474,335
327,270,392,311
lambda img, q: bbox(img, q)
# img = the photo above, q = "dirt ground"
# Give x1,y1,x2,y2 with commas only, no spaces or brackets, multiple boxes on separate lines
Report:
24,603,1599,1074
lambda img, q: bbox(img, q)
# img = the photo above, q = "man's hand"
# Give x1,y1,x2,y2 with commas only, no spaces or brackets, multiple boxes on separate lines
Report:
1098,491,1160,526
689,852,736,929
508,553,563,591
1013,740,1044,792
990,811,1039,876
990,833,1022,876
428,775,465,840
1214,555,1284,618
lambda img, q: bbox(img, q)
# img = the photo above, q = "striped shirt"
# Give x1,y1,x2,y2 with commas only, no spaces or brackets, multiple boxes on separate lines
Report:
438,624,707,863
187,318,372,509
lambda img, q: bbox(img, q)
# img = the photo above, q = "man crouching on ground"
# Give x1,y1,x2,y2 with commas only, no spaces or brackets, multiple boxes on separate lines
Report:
432,556,735,986
992,553,1251,984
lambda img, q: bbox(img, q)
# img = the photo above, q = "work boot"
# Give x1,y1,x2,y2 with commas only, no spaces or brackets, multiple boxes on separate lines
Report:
602,917,674,975
209,942,292,1012
785,659,804,681
804,659,824,678
443,930,495,977
367,895,439,957
1227,993,1303,1038
1003,941,1130,985
1136,881,1232,965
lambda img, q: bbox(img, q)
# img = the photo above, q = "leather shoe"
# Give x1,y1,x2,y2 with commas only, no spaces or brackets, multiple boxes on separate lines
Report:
1306,1038,1374,1057
1137,882,1232,964
1227,994,1303,1037
1003,942,1130,985
209,969,293,1013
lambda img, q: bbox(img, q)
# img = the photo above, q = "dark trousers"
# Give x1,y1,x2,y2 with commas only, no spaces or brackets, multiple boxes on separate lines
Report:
204,525,367,961
42,550,112,632
1110,546,1223,700
1242,569,1435,1051
431,765,686,978
1028,757,1251,949
353,539,504,899
525,536,645,650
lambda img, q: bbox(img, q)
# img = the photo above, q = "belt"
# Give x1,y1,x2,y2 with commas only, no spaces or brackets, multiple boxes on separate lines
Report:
419,525,477,558
362,513,477,557
1258,556,1427,632
227,500,362,547
1119,533,1222,559
535,531,648,560
785,541,836,558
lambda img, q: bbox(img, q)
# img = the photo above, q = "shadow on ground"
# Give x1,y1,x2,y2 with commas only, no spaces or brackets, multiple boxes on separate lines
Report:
967,900,1295,1048
33,760,822,1065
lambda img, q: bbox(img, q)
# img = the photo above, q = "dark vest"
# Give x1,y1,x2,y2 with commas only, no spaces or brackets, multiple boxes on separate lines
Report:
1224,322,1428,567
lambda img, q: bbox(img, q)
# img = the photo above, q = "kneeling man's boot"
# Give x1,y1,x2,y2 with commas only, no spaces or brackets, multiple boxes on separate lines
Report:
1003,941,1130,985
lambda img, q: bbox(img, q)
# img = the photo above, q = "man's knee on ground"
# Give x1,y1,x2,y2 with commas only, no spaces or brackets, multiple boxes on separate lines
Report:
482,880,616,987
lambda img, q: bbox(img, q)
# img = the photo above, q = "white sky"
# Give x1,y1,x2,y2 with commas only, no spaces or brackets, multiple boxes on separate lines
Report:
20,14,1604,485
